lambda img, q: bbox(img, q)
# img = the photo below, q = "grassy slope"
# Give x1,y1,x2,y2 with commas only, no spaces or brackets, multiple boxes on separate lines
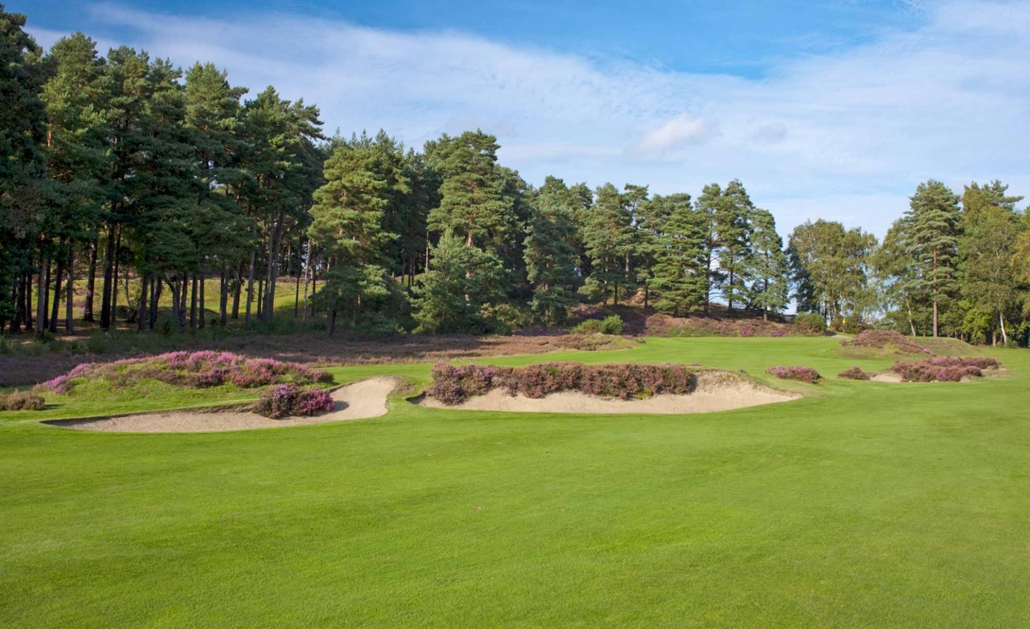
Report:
2,337,1029,628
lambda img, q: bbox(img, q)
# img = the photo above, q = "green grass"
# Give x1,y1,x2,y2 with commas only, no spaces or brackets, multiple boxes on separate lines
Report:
2,337,1029,627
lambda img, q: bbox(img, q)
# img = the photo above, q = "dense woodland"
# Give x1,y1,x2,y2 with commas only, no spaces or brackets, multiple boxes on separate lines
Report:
2,7,1030,345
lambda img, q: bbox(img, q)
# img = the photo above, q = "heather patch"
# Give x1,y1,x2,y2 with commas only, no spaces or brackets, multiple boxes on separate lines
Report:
427,362,698,405
645,314,812,338
766,366,821,384
33,351,332,395
1,389,46,411
253,383,336,419
837,366,872,381
890,357,1000,383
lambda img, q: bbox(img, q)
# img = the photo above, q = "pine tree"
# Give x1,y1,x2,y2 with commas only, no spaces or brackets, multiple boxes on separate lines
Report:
906,180,961,337
717,180,754,311
524,177,579,324
580,183,637,304
648,194,707,316
693,184,724,315
746,209,788,320
426,131,511,251
308,134,404,334
0,6,48,332
412,232,504,333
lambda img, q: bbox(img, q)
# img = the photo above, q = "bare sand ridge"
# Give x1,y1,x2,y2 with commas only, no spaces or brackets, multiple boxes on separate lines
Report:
420,371,798,415
49,377,401,433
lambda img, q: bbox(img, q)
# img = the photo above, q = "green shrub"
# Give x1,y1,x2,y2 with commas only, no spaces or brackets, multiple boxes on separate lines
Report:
794,313,826,335
572,315,623,336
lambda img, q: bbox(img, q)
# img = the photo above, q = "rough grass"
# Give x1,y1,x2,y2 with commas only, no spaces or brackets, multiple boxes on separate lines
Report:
1,337,1028,628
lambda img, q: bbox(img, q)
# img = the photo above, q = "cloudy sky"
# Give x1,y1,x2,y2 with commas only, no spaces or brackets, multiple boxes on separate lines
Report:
16,0,1030,237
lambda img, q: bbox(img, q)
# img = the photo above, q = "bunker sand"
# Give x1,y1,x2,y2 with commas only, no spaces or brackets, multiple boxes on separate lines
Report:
48,377,401,433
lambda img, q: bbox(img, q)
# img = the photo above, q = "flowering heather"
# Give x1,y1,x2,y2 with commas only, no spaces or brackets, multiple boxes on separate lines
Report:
254,383,336,419
841,330,934,355
837,366,872,381
891,356,1000,383
427,362,697,405
33,351,332,394
766,366,821,384
645,314,814,339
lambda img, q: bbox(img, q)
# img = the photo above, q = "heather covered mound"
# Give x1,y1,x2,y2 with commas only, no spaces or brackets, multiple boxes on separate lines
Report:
840,330,935,356
766,366,822,383
837,366,872,381
645,313,815,338
34,351,333,395
0,390,45,412
890,357,1001,383
253,383,336,419
422,362,796,414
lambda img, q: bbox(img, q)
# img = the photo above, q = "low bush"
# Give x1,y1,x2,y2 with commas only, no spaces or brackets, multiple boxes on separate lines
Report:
794,313,827,335
841,330,933,355
253,383,336,419
33,351,333,395
890,356,1000,382
1,389,46,411
571,315,624,336
766,365,821,383
427,362,697,405
837,366,872,380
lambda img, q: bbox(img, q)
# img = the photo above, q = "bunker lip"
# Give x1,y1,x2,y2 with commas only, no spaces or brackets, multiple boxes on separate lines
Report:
44,376,402,433
418,371,799,415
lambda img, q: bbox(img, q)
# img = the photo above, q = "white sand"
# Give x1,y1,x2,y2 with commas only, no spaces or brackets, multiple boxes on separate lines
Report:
871,373,903,383
50,377,401,433
420,373,797,415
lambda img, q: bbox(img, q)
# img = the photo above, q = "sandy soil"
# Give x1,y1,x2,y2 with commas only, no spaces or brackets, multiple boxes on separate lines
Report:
420,373,798,415
48,376,401,433
871,373,903,383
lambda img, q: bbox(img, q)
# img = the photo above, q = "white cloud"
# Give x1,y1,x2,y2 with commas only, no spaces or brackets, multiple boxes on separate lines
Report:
26,0,1030,238
629,115,720,158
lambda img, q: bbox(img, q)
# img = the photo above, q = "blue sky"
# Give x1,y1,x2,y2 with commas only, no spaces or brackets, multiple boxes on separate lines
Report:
15,1,1030,237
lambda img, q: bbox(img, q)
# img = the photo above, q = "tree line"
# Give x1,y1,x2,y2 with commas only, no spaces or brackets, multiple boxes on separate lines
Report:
2,8,1029,345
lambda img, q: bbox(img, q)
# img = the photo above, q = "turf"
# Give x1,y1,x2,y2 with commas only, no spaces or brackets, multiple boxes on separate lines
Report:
2,337,1029,628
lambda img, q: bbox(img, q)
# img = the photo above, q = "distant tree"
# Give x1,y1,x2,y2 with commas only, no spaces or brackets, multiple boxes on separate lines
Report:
717,180,754,310
906,180,961,337
693,184,725,315
788,220,877,324
647,194,707,316
524,177,579,324
746,208,788,320
579,183,639,304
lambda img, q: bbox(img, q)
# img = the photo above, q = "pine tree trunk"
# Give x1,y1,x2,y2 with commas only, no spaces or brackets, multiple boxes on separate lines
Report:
65,250,75,335
83,239,97,322
232,260,244,320
137,275,148,332
190,275,198,330
149,278,160,331
111,228,121,326
1000,311,1008,345
24,271,32,330
198,272,205,329
11,273,24,333
263,211,284,323
36,253,49,338
327,308,336,337
294,238,303,318
99,227,115,330
219,270,229,328
244,244,257,329
49,255,64,334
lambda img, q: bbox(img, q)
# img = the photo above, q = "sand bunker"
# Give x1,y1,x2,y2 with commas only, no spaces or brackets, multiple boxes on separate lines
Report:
49,377,401,433
419,372,798,415
871,372,903,383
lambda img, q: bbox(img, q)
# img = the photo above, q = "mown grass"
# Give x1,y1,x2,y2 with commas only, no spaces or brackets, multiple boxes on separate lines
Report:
1,337,1029,628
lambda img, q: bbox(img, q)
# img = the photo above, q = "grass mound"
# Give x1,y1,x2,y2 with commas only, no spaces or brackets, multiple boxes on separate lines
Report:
841,330,934,356
33,351,332,396
891,356,1001,382
915,336,979,356
428,362,697,405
